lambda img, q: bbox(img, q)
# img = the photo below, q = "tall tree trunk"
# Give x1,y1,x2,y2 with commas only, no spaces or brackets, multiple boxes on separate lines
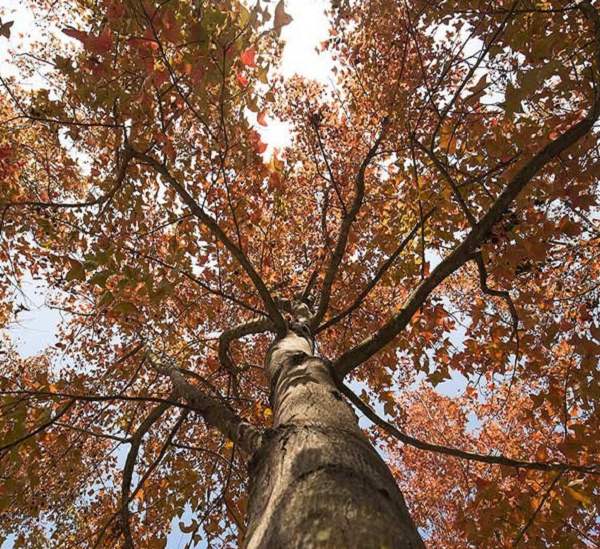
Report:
244,305,426,549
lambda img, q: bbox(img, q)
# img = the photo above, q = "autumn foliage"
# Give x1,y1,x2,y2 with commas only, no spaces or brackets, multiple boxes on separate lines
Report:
0,0,599,547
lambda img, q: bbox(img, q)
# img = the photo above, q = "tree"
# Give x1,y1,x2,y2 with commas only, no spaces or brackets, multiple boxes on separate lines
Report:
0,0,599,546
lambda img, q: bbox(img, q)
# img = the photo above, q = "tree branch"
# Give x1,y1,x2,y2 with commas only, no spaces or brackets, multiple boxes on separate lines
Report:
337,381,600,475
120,400,172,549
145,348,262,455
312,117,390,327
473,251,520,346
2,145,133,211
316,209,434,333
135,152,286,336
512,472,563,547
0,399,75,453
219,317,274,375
332,0,600,378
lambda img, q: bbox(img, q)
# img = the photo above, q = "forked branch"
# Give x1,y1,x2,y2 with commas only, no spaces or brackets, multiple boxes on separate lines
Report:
219,317,274,375
145,348,262,455
312,118,390,327
316,210,435,333
332,0,600,378
136,152,286,336
121,400,172,549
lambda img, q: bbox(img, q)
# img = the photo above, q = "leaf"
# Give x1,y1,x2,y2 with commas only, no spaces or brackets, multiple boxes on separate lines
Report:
236,72,249,87
179,519,198,534
257,110,268,127
0,20,13,39
566,486,592,506
88,270,111,288
274,0,292,35
0,495,11,512
115,302,139,316
155,279,174,297
98,291,114,308
87,27,112,55
505,82,524,114
106,3,127,20
62,27,88,44
240,49,257,68
0,145,13,159
66,260,86,281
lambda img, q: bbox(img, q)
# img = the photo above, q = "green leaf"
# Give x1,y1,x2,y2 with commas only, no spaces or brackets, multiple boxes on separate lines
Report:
98,291,113,308
115,302,139,316
88,270,111,288
505,82,524,114
66,260,86,281
155,279,174,297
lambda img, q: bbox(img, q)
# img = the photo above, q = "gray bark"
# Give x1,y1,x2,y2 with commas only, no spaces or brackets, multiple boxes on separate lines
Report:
244,305,426,549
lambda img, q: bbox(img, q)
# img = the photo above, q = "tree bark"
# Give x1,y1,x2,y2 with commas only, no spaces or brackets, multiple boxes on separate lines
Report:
244,305,426,549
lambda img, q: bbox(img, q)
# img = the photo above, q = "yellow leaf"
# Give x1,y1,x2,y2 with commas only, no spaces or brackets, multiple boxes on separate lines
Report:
567,486,592,506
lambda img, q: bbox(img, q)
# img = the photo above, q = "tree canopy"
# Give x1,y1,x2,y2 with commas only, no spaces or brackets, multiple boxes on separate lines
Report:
0,0,599,547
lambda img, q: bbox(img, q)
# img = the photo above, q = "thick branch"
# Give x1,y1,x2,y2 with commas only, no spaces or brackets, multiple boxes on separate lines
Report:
333,3,600,378
219,317,274,375
145,349,262,455
312,118,389,327
317,210,434,333
338,382,600,475
136,152,286,336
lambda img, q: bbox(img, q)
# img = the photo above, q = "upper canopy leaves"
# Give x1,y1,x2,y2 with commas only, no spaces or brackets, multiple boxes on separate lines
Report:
0,0,599,547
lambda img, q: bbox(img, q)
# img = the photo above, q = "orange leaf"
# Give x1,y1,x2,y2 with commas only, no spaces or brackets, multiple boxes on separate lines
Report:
257,110,268,127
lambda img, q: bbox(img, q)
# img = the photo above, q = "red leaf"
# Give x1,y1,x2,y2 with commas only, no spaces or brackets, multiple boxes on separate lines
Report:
0,145,13,160
248,130,267,154
240,49,257,68
236,72,249,87
255,141,267,154
88,27,112,54
62,27,89,44
106,3,127,20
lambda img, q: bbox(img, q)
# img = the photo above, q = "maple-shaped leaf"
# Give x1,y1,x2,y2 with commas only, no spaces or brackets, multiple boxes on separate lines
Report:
87,27,112,54
274,0,292,35
0,19,13,39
